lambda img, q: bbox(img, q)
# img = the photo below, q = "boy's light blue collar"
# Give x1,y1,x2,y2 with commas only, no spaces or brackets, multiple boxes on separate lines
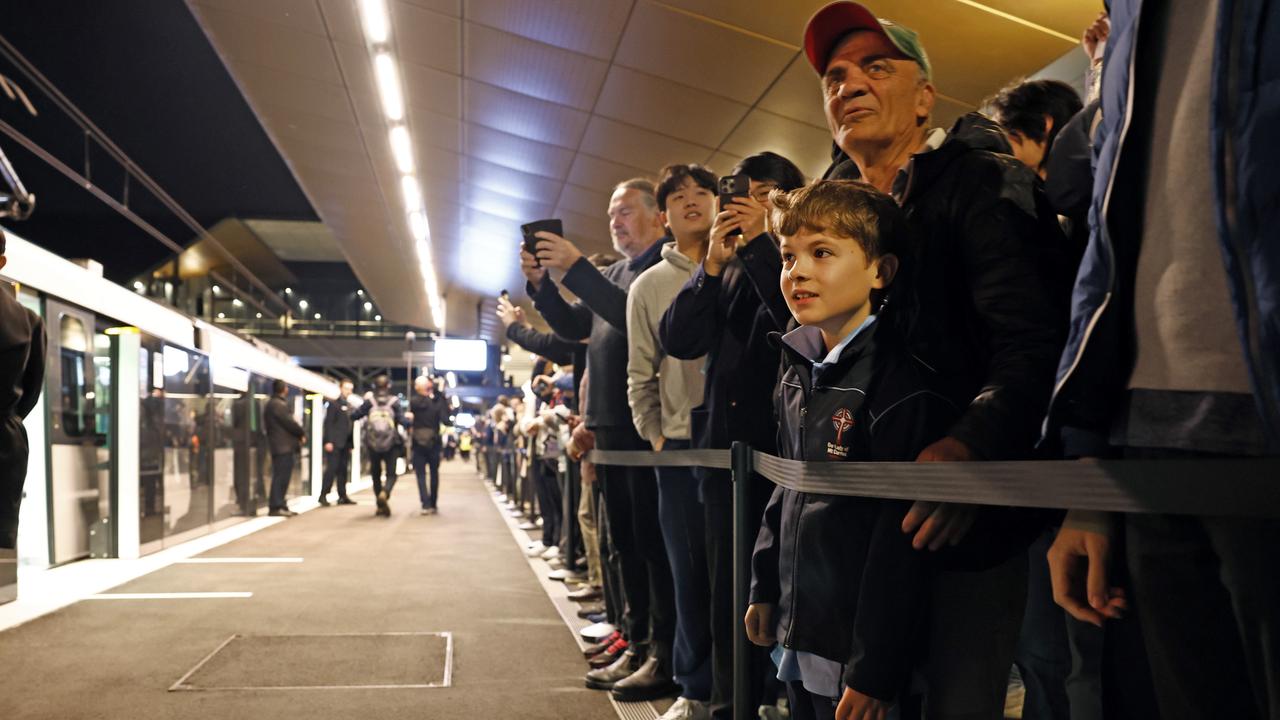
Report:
780,315,877,368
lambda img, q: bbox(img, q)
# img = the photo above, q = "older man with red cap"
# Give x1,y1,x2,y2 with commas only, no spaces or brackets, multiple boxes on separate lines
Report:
764,4,1077,720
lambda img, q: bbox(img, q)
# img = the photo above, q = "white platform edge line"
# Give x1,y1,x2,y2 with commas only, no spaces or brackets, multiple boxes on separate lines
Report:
176,558,304,564
87,592,254,600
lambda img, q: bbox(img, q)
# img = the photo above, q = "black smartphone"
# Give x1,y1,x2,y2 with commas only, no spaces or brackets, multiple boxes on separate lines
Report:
521,219,563,267
718,174,750,236
499,290,510,301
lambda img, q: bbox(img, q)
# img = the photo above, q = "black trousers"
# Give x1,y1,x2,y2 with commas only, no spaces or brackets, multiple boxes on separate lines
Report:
593,425,675,663
368,449,398,497
533,457,562,547
1127,511,1280,720
411,443,440,509
269,452,294,511
320,447,351,500
562,460,583,570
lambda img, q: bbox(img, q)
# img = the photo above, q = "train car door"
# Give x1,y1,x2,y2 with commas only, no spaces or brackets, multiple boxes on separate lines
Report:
44,299,113,565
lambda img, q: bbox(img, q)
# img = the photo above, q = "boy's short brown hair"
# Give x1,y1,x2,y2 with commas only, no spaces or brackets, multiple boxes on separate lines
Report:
769,180,907,262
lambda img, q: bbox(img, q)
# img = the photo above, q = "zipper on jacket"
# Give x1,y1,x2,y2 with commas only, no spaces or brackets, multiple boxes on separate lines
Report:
1043,8,1142,435
1219,0,1280,438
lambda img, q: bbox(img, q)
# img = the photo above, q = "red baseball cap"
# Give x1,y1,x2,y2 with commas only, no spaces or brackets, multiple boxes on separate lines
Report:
803,2,932,80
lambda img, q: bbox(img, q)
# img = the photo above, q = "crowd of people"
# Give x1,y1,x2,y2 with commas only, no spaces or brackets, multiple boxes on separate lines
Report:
456,2,1277,720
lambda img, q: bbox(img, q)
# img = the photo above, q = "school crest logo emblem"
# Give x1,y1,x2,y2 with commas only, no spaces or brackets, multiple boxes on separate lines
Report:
831,408,854,445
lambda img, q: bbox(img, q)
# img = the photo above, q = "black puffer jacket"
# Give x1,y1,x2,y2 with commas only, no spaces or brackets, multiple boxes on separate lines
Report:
827,113,1075,461
750,320,957,701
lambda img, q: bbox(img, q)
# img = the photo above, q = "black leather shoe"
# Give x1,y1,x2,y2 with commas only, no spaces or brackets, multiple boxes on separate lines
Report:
336,498,356,505
610,656,680,702
268,508,297,517
318,497,330,507
584,648,641,690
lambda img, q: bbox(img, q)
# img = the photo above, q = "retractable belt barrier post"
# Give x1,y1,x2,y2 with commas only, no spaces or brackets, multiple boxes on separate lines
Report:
587,446,1280,720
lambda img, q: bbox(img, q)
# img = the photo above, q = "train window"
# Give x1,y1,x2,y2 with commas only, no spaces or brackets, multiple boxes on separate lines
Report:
58,315,91,437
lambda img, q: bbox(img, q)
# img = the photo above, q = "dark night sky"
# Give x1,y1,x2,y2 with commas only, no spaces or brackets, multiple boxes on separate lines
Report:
0,0,315,283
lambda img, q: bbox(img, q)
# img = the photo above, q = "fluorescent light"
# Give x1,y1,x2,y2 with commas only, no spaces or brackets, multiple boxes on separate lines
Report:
357,289,364,297
211,284,221,294
314,313,322,320
375,314,382,321
133,281,144,291
284,287,292,294
364,302,373,311
299,300,309,310
374,53,404,121
415,239,432,261
358,0,390,44
232,298,243,307
389,125,414,174
401,174,422,212
255,312,263,319
409,210,430,241
217,312,226,319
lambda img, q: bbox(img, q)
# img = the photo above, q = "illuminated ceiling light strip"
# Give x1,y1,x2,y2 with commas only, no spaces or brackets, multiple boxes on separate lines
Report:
389,125,415,174
948,0,1077,43
409,210,430,241
358,0,390,44
400,174,423,212
374,53,404,121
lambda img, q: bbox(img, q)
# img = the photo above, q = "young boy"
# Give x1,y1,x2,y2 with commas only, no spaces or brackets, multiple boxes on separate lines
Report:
744,181,958,720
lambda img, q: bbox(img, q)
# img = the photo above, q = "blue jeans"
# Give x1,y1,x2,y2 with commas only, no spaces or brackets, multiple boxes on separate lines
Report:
1015,530,1071,720
655,439,712,701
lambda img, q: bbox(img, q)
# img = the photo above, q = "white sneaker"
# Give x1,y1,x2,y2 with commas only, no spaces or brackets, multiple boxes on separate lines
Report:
540,545,560,560
523,542,547,557
659,698,709,720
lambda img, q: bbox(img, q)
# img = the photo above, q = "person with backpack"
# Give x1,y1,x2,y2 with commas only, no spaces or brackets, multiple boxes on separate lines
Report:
407,375,450,515
353,374,407,517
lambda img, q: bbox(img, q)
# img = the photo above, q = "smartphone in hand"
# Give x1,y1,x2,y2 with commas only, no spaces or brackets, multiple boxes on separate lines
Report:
718,174,750,237
521,219,563,267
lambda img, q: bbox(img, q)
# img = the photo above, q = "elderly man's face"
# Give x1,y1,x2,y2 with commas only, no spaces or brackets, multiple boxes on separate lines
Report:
608,188,663,259
822,31,934,155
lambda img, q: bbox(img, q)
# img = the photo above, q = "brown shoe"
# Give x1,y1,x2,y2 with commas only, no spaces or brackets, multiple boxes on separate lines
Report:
584,647,641,690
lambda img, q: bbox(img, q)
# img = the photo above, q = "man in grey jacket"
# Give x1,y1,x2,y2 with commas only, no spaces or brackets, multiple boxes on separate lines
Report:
626,164,716,717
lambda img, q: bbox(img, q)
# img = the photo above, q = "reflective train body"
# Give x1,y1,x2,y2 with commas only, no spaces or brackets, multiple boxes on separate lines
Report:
0,232,341,595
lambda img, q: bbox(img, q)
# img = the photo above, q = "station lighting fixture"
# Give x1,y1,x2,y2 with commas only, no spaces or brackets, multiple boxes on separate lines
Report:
284,287,293,294
358,0,442,331
133,281,145,292
232,298,243,307
375,314,382,322
255,312,263,319
357,289,365,297
211,284,221,294
357,0,390,43
299,299,309,310
400,175,422,212
364,301,373,311
314,313,322,320
389,125,414,174
374,53,404,122
217,312,226,319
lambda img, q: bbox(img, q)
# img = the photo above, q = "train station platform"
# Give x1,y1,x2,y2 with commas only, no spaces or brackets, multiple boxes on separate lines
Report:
0,459,621,720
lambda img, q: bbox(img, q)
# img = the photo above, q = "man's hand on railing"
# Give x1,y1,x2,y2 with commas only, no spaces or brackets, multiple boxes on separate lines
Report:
905,436,978,550
744,603,776,647
1047,526,1127,627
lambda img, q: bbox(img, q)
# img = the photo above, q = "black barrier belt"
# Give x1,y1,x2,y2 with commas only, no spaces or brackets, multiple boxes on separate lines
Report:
588,448,1280,517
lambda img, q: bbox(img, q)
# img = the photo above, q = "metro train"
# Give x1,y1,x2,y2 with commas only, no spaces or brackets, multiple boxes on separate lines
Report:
1,231,343,595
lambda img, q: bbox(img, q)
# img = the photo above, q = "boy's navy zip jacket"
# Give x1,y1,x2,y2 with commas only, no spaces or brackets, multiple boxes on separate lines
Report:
749,320,954,701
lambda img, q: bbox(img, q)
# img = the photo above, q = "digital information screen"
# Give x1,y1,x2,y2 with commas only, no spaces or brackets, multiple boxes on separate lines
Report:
433,338,488,372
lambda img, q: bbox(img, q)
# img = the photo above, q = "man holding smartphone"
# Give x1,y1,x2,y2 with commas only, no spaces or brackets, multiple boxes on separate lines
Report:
521,179,677,696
